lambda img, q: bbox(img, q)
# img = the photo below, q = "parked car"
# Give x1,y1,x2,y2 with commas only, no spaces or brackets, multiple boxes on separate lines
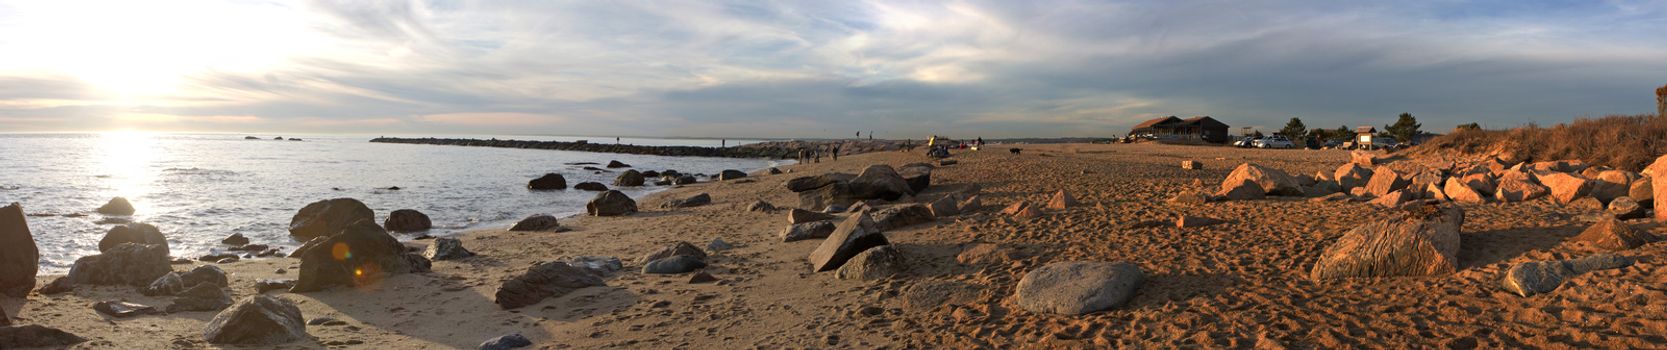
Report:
1232,136,1259,148
1321,139,1344,149
1254,135,1296,149
1360,137,1399,150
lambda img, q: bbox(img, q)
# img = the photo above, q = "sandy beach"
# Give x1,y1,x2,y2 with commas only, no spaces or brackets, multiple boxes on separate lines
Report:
5,142,1666,349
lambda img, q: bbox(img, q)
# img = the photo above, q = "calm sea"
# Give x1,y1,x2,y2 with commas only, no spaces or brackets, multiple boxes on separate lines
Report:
0,133,783,274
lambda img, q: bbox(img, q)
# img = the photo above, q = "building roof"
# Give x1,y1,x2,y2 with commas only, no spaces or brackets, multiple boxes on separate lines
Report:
1133,116,1182,129
1356,126,1378,133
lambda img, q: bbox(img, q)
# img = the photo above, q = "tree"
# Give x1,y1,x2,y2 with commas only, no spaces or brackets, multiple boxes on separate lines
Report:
1384,113,1422,143
1333,126,1351,141
1456,123,1482,131
1279,118,1307,139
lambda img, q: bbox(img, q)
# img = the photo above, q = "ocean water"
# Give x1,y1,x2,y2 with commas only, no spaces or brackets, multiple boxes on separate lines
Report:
0,133,784,274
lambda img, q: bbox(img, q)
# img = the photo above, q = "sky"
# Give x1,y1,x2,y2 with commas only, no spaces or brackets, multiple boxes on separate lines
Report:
0,0,1664,139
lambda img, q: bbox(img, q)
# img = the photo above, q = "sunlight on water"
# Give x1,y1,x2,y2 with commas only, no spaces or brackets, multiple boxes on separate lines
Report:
96,130,159,213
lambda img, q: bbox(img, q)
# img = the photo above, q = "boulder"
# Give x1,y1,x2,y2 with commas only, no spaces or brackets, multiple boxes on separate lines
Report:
97,197,136,215
68,242,172,286
719,169,747,181
0,203,39,297
834,245,903,280
1334,163,1374,192
35,276,72,295
99,222,168,253
796,182,858,211
606,160,630,168
203,295,308,344
528,173,567,190
290,221,429,292
706,237,733,251
94,300,158,318
1167,190,1208,204
1569,197,1605,211
1310,204,1464,280
1459,173,1497,195
1370,190,1417,208
808,214,890,272
254,279,295,294
222,233,250,246
509,215,561,231
784,173,856,192
781,221,836,242
614,170,645,187
1003,201,1044,218
1629,177,1653,207
1422,183,1449,202
958,195,983,213
424,237,476,260
1501,254,1633,297
898,164,932,194
745,201,777,213
1364,168,1411,197
1443,177,1487,204
642,255,707,274
638,241,707,265
168,282,234,312
927,196,961,217
573,182,608,191
1571,217,1650,250
1608,196,1647,220
871,204,934,230
494,261,606,309
1591,170,1638,202
1223,163,1303,196
788,208,835,224
767,167,783,175
1176,216,1224,228
1014,261,1144,315
1349,151,1379,167
1495,178,1550,202
182,265,230,288
1304,179,1341,197
1046,190,1078,210
673,176,698,185
661,193,712,208
383,209,432,233
586,190,637,217
0,325,87,348
848,165,914,200
1217,179,1266,201
1538,172,1591,205
480,333,534,350
288,198,375,241
568,256,623,277
1650,155,1667,220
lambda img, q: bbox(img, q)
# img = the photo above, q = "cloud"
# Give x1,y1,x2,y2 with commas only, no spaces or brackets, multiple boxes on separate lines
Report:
0,0,1663,137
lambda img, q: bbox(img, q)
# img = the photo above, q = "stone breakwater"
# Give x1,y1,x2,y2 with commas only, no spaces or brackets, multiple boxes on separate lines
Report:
369,137,906,159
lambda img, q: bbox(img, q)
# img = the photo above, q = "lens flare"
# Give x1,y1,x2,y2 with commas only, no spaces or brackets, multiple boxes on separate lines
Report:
331,242,351,261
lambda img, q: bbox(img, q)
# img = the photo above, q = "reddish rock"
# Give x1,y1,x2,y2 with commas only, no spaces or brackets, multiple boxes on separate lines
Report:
1045,190,1078,210
1571,217,1650,250
1311,204,1464,280
1218,180,1266,201
1364,168,1411,198
1538,172,1591,205
1223,163,1304,196
1495,178,1549,203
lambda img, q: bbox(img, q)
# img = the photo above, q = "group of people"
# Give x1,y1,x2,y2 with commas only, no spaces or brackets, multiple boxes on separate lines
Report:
796,143,841,164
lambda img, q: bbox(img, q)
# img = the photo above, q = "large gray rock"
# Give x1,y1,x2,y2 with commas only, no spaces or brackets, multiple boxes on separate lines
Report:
1333,163,1374,192
642,255,707,274
494,261,605,309
68,242,172,286
719,169,747,181
290,220,429,292
383,209,432,233
509,215,561,231
424,237,476,260
1310,204,1464,280
573,182,608,191
168,282,234,312
480,333,533,350
1571,217,1650,251
203,295,308,344
834,245,903,280
1502,254,1633,297
528,173,567,190
614,170,645,187
898,164,933,194
1608,196,1647,220
637,241,706,265
99,222,169,253
1363,167,1411,198
0,325,87,348
288,198,375,241
848,165,914,200
661,193,712,208
0,203,38,297
586,190,637,217
781,221,836,242
871,204,934,230
797,182,858,211
784,173,855,192
97,197,136,215
1222,163,1304,196
787,208,835,224
808,214,890,272
1014,261,1145,315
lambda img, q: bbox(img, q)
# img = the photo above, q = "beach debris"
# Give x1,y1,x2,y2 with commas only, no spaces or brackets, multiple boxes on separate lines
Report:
573,182,608,191
706,238,732,251
787,208,835,224
643,255,707,274
509,214,561,232
899,163,933,194
809,214,890,272
768,167,783,175
1494,177,1549,202
93,301,159,318
99,222,168,253
745,200,778,213
290,220,431,292
849,165,914,201
1015,261,1144,315
638,242,707,265
480,333,533,350
1608,196,1646,219
199,253,239,262
1180,160,1202,170
871,204,934,230
0,203,39,297
1223,163,1304,196
167,282,234,312
96,196,136,215
1046,190,1078,209
424,237,476,260
1538,172,1591,204
688,272,719,284
203,295,308,344
835,245,903,280
1502,254,1633,297
287,198,375,241
254,279,295,294
586,190,638,216
68,242,171,286
1176,215,1224,228
1310,204,1463,280
613,170,645,187
719,169,747,181
1217,180,1266,201
781,221,836,242
494,261,605,309
606,160,631,168
306,317,345,326
528,173,567,190
222,233,250,246
384,209,432,233
1571,216,1650,250
661,193,712,208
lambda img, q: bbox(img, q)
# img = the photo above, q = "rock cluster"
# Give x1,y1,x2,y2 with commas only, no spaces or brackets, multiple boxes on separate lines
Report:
289,220,430,292
383,209,432,233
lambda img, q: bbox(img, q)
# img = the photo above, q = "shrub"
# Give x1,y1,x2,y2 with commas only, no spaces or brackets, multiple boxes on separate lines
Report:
1409,114,1667,171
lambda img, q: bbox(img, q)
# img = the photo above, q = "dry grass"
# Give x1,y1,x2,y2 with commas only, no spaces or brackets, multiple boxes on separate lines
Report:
1410,114,1667,171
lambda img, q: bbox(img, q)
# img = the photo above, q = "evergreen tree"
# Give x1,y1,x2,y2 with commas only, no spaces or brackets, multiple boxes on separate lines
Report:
1456,123,1482,131
1279,118,1307,139
1384,113,1422,143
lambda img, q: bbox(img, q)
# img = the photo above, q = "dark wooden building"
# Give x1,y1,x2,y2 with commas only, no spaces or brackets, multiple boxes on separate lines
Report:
1128,116,1231,143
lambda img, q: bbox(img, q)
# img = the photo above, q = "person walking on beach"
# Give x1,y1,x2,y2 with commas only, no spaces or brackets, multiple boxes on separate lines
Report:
797,147,807,164
832,144,840,161
813,147,821,163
